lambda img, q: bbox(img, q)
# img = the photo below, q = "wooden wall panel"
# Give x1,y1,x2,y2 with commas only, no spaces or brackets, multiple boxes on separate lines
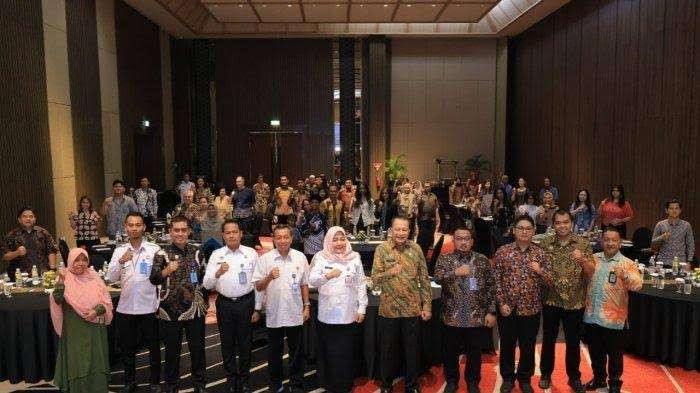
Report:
214,39,333,187
0,0,55,234
114,0,164,189
65,0,105,203
508,0,700,238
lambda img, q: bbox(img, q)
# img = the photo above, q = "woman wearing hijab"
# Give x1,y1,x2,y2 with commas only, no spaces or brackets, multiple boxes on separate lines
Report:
309,227,368,393
50,248,113,392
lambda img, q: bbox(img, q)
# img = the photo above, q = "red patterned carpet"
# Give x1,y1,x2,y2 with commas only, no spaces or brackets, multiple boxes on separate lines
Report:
350,344,700,393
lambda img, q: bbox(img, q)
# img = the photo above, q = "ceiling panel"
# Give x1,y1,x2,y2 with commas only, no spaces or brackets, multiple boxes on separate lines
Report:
254,3,304,22
349,3,396,22
207,4,259,22
394,3,441,22
304,4,349,22
438,3,490,22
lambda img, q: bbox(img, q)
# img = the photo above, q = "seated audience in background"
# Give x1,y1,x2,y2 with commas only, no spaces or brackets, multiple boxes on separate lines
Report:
652,199,694,264
536,191,558,233
3,206,58,278
102,179,138,240
580,227,642,393
133,176,159,231
510,177,530,208
539,177,559,203
570,189,597,233
598,184,634,238
50,248,113,393
517,193,539,223
69,196,101,250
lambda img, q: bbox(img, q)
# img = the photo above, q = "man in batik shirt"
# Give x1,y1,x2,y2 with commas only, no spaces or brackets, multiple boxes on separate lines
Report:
133,176,159,231
371,216,431,393
2,207,58,278
434,224,495,393
538,210,591,393
252,174,271,216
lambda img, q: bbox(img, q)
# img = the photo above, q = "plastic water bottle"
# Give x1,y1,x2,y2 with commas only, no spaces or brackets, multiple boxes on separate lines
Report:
672,256,679,275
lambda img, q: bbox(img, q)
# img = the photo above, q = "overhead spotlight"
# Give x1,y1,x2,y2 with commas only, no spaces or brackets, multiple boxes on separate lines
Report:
383,4,389,7
406,4,412,7
287,4,292,7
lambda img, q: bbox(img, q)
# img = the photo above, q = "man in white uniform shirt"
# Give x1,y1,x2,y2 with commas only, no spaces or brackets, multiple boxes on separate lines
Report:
107,212,161,393
204,220,262,393
253,225,311,393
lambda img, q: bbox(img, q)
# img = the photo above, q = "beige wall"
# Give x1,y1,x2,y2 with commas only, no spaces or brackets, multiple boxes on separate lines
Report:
96,0,122,194
43,0,77,244
390,38,497,182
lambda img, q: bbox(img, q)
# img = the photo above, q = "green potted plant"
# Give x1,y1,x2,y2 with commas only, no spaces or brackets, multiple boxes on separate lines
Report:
462,154,492,179
385,155,408,188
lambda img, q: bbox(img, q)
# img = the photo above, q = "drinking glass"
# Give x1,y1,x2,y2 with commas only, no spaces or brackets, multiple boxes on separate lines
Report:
3,282,13,298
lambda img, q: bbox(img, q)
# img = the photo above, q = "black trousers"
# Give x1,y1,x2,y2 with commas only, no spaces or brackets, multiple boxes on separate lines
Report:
417,219,436,258
497,312,540,383
316,321,356,393
216,293,254,390
585,323,625,389
540,305,584,381
443,325,486,384
268,325,305,392
116,312,161,385
161,316,206,391
379,316,420,390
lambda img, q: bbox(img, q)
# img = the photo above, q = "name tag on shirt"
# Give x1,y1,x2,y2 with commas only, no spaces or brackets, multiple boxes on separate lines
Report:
239,271,247,285
189,271,198,284
344,274,354,287
290,273,300,295
469,277,478,291
139,260,150,276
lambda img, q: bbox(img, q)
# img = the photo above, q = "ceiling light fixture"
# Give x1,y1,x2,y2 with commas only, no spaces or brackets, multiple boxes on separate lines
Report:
406,4,412,7
287,4,292,7
383,4,389,7
238,4,243,7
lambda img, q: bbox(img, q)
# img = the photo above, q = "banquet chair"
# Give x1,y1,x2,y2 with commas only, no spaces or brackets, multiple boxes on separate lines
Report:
58,237,70,265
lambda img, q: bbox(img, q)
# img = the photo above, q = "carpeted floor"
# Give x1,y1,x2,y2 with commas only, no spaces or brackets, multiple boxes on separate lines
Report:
8,324,700,392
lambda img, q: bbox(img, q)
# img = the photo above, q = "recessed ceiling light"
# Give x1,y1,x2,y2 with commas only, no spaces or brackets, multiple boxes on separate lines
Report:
406,4,412,7
359,4,364,6
336,4,341,7
262,4,267,7
431,4,436,7
383,4,389,7
287,4,292,7
238,4,243,7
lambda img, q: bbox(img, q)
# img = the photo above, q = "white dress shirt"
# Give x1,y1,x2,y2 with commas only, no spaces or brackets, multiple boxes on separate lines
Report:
107,240,161,315
309,253,368,324
203,244,263,310
252,248,310,328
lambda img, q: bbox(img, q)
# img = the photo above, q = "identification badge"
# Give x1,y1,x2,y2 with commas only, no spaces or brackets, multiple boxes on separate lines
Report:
345,274,354,287
139,260,150,276
469,277,478,291
189,271,198,284
239,271,247,285
290,273,300,294
608,271,617,284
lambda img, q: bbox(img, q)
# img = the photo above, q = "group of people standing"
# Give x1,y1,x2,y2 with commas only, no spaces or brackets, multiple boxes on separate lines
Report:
1,169,695,393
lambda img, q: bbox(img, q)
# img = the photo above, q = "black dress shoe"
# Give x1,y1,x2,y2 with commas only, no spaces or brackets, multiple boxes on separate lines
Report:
568,379,585,393
444,381,457,393
539,376,551,389
518,381,534,393
500,380,514,393
583,379,607,391
467,381,481,393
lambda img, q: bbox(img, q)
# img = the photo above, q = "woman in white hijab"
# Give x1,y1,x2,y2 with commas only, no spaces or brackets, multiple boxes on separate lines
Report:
309,226,368,393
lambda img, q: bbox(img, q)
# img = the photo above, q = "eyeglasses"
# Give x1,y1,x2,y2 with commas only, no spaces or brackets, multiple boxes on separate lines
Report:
514,226,534,232
454,236,473,242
